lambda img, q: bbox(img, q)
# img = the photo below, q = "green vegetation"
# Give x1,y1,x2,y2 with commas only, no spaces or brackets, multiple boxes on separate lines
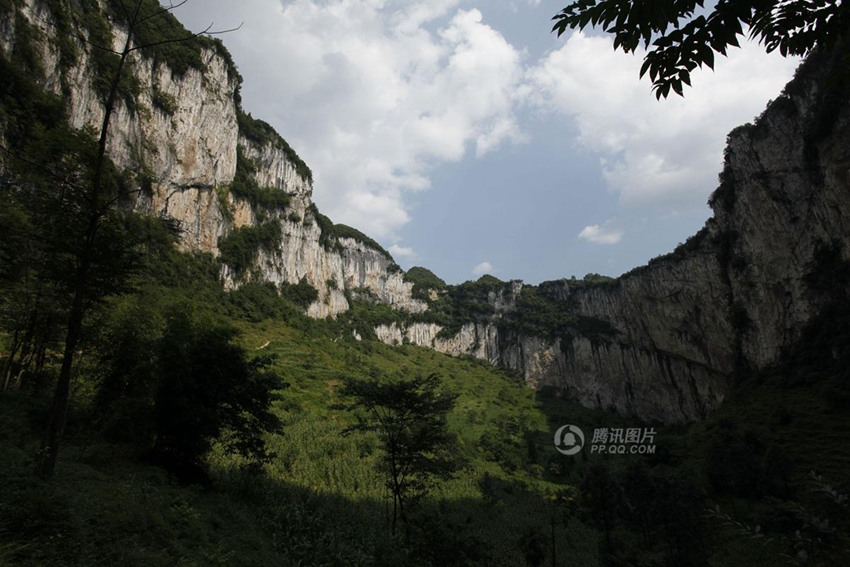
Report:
217,221,282,276
152,311,283,480
343,373,458,535
150,87,177,116
409,275,506,338
229,146,291,213
0,50,66,149
237,110,312,183
404,266,446,301
3,273,849,565
103,0,240,83
214,184,234,222
2,178,849,564
45,0,78,76
552,0,848,98
399,275,615,343
2,2,850,565
500,286,617,343
308,203,395,261
336,300,408,341
78,1,141,107
12,11,42,76
0,0,16,16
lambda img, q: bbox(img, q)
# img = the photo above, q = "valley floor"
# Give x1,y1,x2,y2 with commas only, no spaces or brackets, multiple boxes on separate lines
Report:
2,314,849,566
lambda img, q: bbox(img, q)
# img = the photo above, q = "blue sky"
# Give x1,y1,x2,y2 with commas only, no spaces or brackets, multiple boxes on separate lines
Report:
174,0,798,284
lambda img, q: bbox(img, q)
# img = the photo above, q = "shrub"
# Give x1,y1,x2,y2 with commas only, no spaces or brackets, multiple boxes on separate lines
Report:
237,110,312,183
230,147,291,212
151,88,178,115
404,267,446,301
153,311,284,480
279,277,319,309
218,221,281,275
307,203,394,261
705,425,794,499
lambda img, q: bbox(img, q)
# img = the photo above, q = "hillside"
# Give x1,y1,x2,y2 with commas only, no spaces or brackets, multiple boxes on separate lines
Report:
3,0,848,426
1,2,849,565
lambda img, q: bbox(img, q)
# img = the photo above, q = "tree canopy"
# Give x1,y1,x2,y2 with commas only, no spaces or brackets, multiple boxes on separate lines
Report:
343,373,458,535
552,0,849,98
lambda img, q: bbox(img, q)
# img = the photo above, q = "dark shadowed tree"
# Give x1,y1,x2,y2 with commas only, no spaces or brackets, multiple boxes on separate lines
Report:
0,0,240,479
552,0,849,97
343,372,458,535
579,463,624,557
152,310,283,481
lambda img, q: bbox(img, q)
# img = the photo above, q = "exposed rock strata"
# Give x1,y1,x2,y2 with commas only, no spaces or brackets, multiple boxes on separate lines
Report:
4,2,848,423
377,53,850,423
1,0,424,318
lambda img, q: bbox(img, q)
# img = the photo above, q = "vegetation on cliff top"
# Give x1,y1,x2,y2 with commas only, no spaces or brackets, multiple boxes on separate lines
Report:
308,203,396,263
404,266,447,301
237,110,313,184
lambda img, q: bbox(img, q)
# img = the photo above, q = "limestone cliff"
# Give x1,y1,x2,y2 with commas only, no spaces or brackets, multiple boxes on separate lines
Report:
0,0,425,318
4,0,848,424
380,48,850,424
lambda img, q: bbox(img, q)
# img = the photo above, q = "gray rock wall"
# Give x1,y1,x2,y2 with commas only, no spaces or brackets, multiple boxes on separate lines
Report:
379,53,850,423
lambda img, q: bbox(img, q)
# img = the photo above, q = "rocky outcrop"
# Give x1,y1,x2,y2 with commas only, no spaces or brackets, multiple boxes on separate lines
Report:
0,0,424,318
4,1,848,423
381,50,850,423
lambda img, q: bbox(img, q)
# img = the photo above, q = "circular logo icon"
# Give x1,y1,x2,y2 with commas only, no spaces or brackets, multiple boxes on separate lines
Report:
554,424,585,455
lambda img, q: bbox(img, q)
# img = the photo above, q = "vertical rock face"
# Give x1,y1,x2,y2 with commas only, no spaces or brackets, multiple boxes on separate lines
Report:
1,0,424,318
4,1,849,423
380,50,850,424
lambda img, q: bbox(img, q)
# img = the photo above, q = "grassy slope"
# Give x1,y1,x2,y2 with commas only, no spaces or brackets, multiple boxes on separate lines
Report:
0,314,605,566
1,1,848,563
3,306,850,566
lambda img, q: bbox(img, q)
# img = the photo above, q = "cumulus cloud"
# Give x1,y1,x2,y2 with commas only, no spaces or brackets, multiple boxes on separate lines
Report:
173,3,799,265
472,261,494,275
526,31,799,209
389,244,416,259
578,222,623,245
177,1,527,242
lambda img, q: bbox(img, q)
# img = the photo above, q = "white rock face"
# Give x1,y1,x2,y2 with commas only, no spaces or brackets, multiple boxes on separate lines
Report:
2,0,423,318
6,2,849,424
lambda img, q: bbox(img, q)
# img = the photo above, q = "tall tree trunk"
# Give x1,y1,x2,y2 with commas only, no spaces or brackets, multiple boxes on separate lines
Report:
39,25,134,478
2,327,24,391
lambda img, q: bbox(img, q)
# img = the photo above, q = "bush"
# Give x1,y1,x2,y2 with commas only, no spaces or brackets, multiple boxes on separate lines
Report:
705,424,794,499
151,88,178,115
404,266,446,301
153,311,284,480
217,221,281,275
228,281,300,322
307,203,394,261
237,110,312,183
230,146,291,212
279,277,319,309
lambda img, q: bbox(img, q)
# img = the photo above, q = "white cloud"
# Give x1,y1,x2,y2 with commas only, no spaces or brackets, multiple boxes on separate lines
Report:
173,3,801,267
472,261,494,275
526,31,799,209
178,1,527,242
389,244,416,259
578,223,623,245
